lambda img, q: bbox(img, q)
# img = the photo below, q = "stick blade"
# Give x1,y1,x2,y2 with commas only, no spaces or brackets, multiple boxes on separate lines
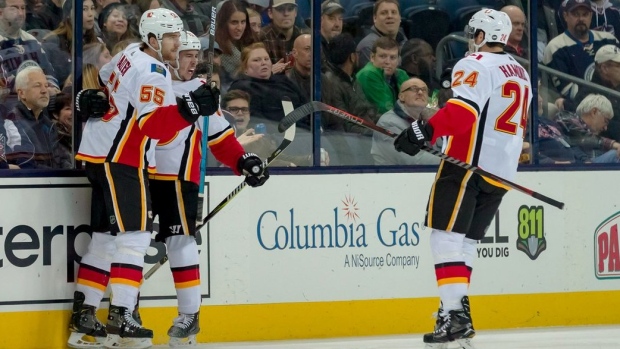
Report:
278,101,319,132
278,96,293,132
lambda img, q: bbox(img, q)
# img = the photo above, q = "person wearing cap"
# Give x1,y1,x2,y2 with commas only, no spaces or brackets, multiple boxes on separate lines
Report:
356,0,407,69
259,0,303,74
319,0,343,66
543,0,618,99
562,44,620,140
371,77,440,166
356,36,409,115
322,33,378,137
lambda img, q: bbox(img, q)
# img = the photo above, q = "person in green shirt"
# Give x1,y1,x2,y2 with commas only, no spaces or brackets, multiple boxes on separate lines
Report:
356,36,409,114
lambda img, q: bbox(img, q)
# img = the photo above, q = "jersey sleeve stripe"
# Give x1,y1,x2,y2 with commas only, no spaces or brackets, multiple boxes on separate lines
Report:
207,127,235,146
449,96,480,118
137,110,156,129
158,132,180,146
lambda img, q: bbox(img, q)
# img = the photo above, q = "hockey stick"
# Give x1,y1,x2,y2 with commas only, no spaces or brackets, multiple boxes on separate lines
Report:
144,99,297,280
277,101,565,210
196,0,217,221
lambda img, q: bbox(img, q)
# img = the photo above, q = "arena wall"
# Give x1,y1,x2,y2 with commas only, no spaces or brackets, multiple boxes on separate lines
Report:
1,172,619,348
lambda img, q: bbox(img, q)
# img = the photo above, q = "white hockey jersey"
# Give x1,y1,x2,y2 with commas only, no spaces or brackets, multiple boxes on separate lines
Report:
151,78,245,184
429,51,532,182
76,43,191,172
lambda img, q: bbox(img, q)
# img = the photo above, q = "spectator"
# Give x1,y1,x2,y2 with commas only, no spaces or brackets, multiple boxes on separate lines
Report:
0,0,59,97
543,0,618,99
537,88,590,164
216,0,256,81
222,89,312,166
371,77,439,165
36,0,62,31
248,7,262,34
82,63,101,89
229,42,308,132
323,33,378,132
41,0,99,87
356,0,407,68
135,0,161,13
319,0,343,63
1,108,34,168
591,0,620,37
399,38,438,95
48,86,72,168
158,0,208,36
286,33,311,98
7,66,68,168
356,36,409,114
563,44,620,140
555,93,620,162
501,5,528,58
25,0,56,31
259,0,302,74
83,42,112,69
99,3,134,52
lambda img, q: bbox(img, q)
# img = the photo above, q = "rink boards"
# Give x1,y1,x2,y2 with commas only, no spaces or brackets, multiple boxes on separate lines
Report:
1,171,620,348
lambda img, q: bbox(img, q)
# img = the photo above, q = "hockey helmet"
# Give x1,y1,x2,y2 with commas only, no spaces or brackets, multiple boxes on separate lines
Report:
465,9,512,52
179,31,202,52
139,8,184,45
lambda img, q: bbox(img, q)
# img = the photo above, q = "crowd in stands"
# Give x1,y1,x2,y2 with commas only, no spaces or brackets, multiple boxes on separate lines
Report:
3,0,620,169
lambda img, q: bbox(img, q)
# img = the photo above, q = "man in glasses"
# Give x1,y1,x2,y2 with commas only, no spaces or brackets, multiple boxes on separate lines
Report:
371,77,439,165
259,0,303,73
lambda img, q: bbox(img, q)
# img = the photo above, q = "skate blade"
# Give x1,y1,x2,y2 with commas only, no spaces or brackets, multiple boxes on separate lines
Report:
67,332,105,348
424,343,448,349
456,338,477,349
169,334,197,347
103,334,152,349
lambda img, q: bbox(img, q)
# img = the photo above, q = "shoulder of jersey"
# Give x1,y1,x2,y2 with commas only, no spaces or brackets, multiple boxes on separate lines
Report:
123,44,169,77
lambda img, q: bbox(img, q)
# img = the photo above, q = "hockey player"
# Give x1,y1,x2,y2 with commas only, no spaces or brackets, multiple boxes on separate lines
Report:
68,8,223,349
149,30,269,347
393,9,531,349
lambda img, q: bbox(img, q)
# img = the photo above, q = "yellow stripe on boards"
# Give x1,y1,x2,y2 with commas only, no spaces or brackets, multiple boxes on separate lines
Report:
2,291,620,348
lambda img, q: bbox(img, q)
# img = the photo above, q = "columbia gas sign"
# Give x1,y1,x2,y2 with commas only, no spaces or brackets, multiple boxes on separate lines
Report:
594,212,620,279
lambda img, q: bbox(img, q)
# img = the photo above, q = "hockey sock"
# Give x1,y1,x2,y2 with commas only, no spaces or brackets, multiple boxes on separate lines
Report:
167,235,201,314
430,229,468,315
463,238,477,286
76,232,116,307
109,231,151,311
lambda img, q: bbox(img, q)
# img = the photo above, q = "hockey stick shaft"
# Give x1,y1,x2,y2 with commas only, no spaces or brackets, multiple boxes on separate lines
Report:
195,99,297,232
145,99,297,280
278,101,565,210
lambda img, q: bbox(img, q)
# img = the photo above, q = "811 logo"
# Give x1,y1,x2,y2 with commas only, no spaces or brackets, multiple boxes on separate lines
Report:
594,212,620,279
516,205,546,260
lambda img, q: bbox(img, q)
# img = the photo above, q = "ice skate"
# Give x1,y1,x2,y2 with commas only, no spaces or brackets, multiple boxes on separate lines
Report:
104,305,153,349
133,295,142,326
168,312,200,347
68,291,107,349
423,310,475,348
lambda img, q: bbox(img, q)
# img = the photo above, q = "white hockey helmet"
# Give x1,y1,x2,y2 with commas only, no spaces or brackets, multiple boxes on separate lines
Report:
139,8,184,45
465,9,512,52
179,31,202,52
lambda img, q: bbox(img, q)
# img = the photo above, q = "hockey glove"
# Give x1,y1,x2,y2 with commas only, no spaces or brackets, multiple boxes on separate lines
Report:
76,89,109,121
394,119,434,156
237,153,269,188
177,83,220,123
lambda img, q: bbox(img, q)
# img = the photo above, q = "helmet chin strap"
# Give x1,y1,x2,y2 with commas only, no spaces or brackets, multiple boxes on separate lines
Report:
468,33,487,53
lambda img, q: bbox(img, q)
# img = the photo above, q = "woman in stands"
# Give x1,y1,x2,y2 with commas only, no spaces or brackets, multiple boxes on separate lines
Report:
42,0,99,87
99,3,136,52
229,42,308,133
215,0,257,81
